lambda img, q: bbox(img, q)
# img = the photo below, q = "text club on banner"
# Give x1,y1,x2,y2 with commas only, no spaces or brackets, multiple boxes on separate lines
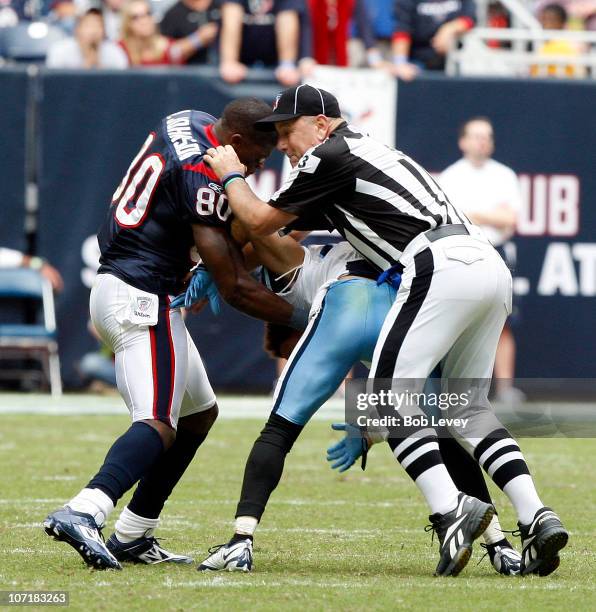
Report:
396,76,596,379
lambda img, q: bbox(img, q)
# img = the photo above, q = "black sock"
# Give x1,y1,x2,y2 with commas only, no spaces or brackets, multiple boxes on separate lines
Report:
230,533,253,544
87,422,165,505
235,413,303,521
438,435,493,505
487,538,512,551
128,428,208,519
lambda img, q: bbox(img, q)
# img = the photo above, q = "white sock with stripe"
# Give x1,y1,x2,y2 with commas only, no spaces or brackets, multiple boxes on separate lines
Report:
503,475,544,524
392,431,460,515
473,430,543,525
414,464,460,515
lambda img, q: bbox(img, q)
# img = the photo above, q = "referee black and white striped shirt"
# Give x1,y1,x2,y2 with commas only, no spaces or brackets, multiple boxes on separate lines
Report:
269,122,468,272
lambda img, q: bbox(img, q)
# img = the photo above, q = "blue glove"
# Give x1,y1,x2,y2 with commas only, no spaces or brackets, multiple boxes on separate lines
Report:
377,264,402,291
326,423,369,473
170,266,220,315
169,292,187,309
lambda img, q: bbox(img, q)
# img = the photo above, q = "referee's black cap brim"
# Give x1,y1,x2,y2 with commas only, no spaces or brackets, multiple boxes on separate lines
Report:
254,84,342,132
254,113,302,131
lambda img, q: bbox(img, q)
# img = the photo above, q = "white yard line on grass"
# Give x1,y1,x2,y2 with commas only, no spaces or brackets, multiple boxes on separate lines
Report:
2,394,596,433
0,394,345,420
161,576,371,589
0,498,408,509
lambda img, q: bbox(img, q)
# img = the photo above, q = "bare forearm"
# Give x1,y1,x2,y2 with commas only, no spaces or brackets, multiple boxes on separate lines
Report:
204,145,297,234
226,179,289,235
392,37,411,59
171,35,200,63
241,242,260,271
238,222,305,273
226,180,270,231
193,222,303,326
288,230,311,242
220,3,243,62
225,276,297,325
468,206,517,231
249,233,305,276
449,16,474,35
276,10,299,63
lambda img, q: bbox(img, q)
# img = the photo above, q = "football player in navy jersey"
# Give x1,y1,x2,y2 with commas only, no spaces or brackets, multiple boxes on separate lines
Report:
44,98,309,570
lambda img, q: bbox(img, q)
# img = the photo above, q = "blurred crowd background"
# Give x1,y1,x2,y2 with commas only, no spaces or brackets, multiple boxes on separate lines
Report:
0,0,595,78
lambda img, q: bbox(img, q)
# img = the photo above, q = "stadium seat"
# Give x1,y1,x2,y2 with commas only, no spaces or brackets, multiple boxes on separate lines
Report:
0,22,66,62
0,268,62,396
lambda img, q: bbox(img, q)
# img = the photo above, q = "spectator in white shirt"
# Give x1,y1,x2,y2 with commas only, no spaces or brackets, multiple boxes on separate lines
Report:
46,8,128,68
439,117,524,404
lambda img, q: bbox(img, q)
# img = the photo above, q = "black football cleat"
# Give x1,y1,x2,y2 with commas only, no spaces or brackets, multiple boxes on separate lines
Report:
106,533,193,565
517,507,568,576
44,507,121,570
428,493,495,577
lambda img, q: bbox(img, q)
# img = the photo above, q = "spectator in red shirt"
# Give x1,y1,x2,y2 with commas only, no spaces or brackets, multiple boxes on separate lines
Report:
119,0,207,65
309,0,381,67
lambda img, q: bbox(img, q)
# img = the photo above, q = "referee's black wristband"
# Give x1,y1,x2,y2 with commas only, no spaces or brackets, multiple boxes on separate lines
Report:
222,172,245,190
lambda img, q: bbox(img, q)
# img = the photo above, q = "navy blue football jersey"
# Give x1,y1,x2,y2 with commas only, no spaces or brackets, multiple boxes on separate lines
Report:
98,110,232,295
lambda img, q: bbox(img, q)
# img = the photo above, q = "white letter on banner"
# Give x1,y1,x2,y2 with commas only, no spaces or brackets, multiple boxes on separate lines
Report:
537,243,578,296
572,244,596,297
548,175,579,237
518,175,547,236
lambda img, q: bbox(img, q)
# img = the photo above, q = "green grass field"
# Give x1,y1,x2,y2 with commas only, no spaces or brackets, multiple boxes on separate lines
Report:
1,407,594,611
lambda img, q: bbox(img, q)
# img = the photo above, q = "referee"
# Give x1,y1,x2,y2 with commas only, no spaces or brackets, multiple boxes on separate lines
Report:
203,85,567,577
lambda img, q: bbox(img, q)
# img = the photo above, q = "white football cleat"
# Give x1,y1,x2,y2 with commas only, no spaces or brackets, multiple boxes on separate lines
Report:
197,538,253,572
481,540,522,575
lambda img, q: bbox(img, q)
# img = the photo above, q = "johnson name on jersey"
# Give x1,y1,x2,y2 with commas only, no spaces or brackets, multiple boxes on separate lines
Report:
98,110,233,295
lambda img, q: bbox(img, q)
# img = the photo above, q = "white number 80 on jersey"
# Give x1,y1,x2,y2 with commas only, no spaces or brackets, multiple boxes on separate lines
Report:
112,133,164,228
196,187,232,222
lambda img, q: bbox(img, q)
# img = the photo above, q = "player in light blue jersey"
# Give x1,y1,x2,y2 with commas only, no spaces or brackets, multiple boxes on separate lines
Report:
175,228,521,576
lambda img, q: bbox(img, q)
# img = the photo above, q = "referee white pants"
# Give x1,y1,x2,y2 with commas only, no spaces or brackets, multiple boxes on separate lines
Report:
90,274,216,429
369,226,512,442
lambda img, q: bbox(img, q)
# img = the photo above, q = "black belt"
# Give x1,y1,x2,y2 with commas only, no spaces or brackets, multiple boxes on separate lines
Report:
425,224,469,242
376,224,470,287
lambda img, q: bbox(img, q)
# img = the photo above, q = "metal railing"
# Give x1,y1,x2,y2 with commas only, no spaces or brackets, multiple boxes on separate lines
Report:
447,28,596,78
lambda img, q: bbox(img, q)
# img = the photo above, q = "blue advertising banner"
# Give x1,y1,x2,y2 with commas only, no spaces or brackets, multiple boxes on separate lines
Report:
396,76,596,378
0,68,27,251
20,69,596,389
